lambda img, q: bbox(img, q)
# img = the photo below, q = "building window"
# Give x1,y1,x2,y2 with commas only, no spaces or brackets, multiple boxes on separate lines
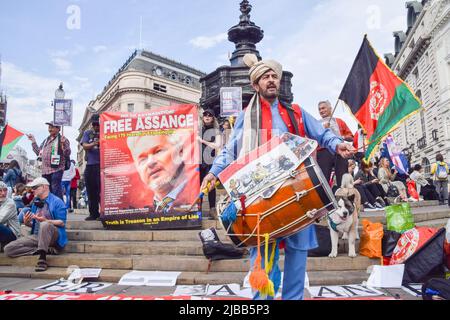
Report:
127,103,135,113
420,110,426,138
145,103,151,110
422,158,431,176
153,83,167,93
185,77,191,85
412,68,419,81
171,73,177,81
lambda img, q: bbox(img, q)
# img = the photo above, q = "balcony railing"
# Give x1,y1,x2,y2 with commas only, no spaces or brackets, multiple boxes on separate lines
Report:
432,129,438,141
417,136,427,149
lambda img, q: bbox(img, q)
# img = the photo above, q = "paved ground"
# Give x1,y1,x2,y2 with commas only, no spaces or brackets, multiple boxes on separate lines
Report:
0,277,422,300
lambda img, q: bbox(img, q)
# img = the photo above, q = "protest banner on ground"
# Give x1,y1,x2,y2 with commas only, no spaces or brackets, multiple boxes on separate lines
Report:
100,105,201,229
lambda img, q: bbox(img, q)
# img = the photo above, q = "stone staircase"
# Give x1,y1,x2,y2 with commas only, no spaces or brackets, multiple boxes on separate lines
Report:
0,201,447,286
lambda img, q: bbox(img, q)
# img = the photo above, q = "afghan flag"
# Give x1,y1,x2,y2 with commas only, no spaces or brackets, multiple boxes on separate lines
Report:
339,35,422,160
0,124,25,160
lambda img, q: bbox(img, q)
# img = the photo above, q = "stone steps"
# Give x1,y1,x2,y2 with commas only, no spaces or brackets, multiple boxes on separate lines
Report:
70,202,448,233
66,219,224,231
6,202,444,287
0,266,369,286
66,229,225,242
0,253,378,273
65,241,206,256
64,238,362,256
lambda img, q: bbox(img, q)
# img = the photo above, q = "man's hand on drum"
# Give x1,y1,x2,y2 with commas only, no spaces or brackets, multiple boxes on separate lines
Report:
336,143,356,159
201,173,218,193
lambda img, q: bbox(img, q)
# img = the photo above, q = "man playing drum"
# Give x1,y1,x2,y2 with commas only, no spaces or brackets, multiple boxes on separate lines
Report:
201,54,355,300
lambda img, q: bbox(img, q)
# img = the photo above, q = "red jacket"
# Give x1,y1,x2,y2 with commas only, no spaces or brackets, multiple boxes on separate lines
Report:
260,99,306,142
70,168,80,189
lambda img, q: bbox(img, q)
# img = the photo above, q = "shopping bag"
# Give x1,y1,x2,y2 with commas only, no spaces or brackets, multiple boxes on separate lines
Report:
359,219,384,258
382,229,402,257
407,180,419,200
385,203,415,234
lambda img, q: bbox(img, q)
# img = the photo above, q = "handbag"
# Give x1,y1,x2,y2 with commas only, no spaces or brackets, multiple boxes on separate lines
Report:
387,183,400,197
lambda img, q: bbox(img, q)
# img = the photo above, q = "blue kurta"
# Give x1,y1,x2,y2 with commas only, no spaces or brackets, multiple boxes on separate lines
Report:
210,99,343,299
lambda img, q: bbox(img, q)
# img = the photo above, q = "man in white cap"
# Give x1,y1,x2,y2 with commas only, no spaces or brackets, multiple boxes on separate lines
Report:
4,177,68,272
27,121,71,200
0,182,20,250
201,54,355,300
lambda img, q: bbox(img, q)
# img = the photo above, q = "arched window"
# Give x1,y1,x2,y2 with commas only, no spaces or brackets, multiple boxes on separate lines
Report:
422,158,431,176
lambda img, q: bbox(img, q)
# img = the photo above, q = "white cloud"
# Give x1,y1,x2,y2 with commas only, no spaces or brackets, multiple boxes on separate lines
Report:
2,62,92,159
50,50,70,58
52,57,72,74
189,33,228,49
93,45,108,53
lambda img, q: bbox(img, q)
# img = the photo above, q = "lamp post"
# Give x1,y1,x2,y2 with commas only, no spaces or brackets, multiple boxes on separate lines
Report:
55,82,65,99
54,83,65,135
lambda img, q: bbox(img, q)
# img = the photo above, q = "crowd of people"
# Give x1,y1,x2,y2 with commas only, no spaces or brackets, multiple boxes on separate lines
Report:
0,120,84,272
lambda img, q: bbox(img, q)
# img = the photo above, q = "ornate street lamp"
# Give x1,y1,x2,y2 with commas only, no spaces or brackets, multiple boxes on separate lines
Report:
55,83,65,99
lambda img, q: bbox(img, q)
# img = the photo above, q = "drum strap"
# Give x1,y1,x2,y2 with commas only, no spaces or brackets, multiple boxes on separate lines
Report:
282,103,300,136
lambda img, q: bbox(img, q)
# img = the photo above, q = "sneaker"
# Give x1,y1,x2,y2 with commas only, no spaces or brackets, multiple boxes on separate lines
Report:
374,202,384,209
364,202,375,209
376,197,386,206
85,216,98,221
408,197,418,202
68,209,74,213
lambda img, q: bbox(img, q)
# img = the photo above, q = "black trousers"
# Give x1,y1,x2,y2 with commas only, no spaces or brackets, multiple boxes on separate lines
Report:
70,188,77,209
199,164,216,210
85,164,100,218
317,149,348,188
365,183,386,199
355,185,376,205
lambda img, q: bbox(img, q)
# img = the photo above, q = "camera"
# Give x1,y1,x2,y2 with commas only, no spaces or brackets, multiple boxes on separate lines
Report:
33,198,45,209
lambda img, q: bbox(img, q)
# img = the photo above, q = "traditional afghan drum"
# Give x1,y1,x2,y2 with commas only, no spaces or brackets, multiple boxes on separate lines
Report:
217,133,337,248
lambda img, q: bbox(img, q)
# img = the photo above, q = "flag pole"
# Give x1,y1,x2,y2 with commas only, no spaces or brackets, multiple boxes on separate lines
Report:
328,100,340,125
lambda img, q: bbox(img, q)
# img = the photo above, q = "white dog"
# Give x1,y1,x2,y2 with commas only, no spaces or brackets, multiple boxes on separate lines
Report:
328,174,361,258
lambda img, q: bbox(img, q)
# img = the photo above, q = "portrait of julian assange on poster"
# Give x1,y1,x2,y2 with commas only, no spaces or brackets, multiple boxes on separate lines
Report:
99,105,201,230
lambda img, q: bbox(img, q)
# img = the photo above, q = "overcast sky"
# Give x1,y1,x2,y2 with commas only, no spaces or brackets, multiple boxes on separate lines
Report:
0,0,409,160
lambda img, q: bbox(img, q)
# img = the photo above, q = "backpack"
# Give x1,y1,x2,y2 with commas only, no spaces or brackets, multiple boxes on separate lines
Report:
436,163,448,180
386,184,400,198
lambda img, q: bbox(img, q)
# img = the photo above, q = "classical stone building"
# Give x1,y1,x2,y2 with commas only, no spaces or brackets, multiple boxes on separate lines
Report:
77,50,206,171
387,0,450,175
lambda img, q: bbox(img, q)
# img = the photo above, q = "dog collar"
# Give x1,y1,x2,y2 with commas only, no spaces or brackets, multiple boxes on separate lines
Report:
327,215,341,233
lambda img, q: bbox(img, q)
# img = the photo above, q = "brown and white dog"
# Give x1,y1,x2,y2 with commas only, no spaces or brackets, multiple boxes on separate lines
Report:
328,174,361,258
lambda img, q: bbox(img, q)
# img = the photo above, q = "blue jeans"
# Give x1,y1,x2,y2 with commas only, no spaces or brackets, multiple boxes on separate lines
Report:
61,181,71,209
43,171,64,200
0,224,17,246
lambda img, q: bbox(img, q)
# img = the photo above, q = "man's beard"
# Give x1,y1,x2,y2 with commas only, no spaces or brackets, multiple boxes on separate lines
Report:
150,177,172,191
261,87,279,100
149,162,185,195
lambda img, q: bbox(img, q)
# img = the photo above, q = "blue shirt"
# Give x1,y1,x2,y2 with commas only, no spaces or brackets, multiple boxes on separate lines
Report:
81,130,100,165
210,99,344,250
19,193,68,248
